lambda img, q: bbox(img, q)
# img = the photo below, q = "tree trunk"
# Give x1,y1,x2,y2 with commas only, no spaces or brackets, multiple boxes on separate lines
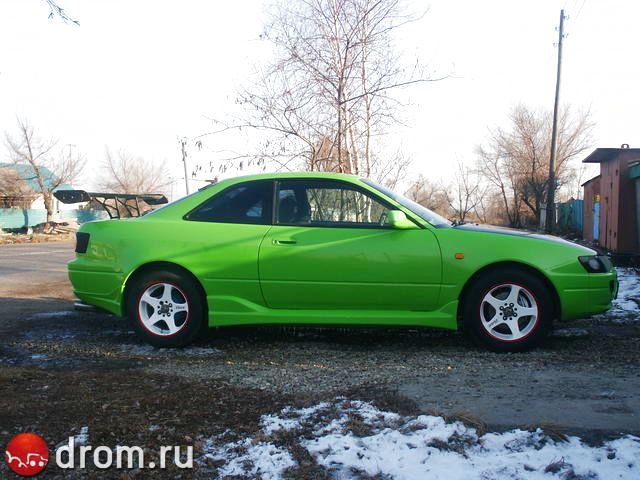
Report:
43,192,54,225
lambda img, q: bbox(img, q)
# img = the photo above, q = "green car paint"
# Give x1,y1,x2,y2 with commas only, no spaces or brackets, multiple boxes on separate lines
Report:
68,172,616,337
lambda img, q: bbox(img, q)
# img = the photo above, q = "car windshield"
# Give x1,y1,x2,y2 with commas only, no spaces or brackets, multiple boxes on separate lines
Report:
361,178,452,228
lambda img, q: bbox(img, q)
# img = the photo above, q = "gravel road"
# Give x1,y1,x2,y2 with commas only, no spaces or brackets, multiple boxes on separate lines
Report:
0,240,74,297
1,260,638,438
1,242,639,478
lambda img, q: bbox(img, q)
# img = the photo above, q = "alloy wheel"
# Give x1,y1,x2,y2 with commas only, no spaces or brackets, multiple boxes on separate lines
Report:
479,283,538,342
137,282,190,337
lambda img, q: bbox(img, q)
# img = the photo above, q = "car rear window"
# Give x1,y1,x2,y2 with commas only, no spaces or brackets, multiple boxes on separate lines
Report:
186,180,273,224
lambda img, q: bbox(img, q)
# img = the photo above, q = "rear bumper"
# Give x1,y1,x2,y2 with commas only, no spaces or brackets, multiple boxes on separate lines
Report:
68,259,124,316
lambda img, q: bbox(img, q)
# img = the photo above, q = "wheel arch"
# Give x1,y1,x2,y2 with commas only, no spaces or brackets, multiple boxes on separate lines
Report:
122,261,208,318
456,261,561,325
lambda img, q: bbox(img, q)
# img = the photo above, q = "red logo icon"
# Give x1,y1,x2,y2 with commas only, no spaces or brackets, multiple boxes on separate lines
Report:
5,433,49,476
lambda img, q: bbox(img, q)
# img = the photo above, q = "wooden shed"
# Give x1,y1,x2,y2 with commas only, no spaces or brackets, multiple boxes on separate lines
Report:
582,146,640,253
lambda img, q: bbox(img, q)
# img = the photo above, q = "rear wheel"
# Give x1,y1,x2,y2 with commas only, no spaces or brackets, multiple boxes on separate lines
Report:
462,268,553,352
127,269,206,347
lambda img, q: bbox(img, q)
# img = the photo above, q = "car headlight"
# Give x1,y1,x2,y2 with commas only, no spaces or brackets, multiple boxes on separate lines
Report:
578,255,612,273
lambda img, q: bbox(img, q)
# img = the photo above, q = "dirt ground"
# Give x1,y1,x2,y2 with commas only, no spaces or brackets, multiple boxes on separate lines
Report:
0,231,74,245
1,241,639,478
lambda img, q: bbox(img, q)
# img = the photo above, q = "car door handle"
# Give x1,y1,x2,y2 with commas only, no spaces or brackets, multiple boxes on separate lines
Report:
272,239,297,246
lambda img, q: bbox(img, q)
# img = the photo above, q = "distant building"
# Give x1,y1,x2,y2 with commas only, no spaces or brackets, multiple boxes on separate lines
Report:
0,163,75,212
0,163,107,229
581,146,640,254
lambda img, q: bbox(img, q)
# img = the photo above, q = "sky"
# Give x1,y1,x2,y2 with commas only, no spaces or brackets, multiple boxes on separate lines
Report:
1,0,638,199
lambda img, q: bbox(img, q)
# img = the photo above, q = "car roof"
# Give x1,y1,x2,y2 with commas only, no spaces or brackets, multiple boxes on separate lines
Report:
219,171,362,184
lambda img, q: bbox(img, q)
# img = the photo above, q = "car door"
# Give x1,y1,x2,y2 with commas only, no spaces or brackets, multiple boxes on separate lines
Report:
258,179,442,310
180,179,275,309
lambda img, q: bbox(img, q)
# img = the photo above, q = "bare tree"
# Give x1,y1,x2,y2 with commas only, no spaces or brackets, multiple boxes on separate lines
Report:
200,0,443,179
404,174,449,215
98,148,170,195
444,161,487,223
476,145,523,227
0,166,36,208
5,118,85,224
373,150,412,190
475,190,508,225
42,0,79,25
477,105,593,227
563,161,590,202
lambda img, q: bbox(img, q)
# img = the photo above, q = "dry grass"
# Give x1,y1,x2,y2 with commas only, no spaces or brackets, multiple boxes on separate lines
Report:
0,232,74,244
531,422,570,443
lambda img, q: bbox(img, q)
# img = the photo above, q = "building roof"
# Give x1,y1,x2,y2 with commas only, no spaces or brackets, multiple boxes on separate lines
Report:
581,174,601,187
582,147,640,163
0,163,72,193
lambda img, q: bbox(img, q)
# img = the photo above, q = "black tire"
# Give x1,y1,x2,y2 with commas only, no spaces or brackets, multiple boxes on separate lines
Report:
462,268,553,352
126,269,206,348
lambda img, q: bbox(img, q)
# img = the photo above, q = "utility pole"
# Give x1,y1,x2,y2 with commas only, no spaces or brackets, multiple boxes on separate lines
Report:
545,9,566,233
180,138,190,195
66,143,76,161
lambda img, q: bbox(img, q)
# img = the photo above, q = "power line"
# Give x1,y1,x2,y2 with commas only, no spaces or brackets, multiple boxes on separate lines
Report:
574,0,587,23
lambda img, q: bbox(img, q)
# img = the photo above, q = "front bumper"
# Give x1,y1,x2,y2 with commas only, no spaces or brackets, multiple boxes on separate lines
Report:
559,270,618,320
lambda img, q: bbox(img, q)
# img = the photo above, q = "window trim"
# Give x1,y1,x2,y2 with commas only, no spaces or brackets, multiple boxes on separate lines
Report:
183,179,275,225
274,178,415,230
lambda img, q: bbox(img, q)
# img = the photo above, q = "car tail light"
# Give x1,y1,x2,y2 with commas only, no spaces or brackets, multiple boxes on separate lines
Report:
75,232,90,253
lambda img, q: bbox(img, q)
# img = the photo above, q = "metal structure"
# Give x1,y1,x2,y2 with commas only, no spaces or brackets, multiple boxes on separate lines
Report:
53,190,168,219
582,146,640,253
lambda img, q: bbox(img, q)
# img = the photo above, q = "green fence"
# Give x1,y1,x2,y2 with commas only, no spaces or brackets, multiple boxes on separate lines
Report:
557,199,584,234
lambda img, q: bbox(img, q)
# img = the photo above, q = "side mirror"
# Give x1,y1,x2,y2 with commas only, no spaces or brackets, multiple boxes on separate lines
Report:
387,210,417,229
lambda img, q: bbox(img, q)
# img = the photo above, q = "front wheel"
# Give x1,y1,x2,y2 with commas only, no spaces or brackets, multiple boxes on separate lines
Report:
127,270,206,348
462,269,553,352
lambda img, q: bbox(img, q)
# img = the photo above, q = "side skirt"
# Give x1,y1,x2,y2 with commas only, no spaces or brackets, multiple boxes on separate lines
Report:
206,297,459,330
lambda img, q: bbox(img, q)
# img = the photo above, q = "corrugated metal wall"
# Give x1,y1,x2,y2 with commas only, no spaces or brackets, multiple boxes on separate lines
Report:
557,199,583,233
618,153,639,253
600,153,639,253
582,151,640,253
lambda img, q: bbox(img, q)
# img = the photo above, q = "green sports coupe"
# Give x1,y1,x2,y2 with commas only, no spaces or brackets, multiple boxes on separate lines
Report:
69,172,617,351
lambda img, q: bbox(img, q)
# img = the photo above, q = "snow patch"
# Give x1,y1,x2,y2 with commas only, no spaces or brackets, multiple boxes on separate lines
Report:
610,267,640,318
73,426,89,447
205,399,640,480
202,437,296,480
28,311,77,320
552,327,589,337
117,344,222,357
261,402,330,434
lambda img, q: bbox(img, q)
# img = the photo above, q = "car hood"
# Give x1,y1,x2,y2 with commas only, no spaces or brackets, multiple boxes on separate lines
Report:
453,223,596,253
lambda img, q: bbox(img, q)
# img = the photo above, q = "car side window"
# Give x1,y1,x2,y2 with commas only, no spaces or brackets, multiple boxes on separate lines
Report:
277,180,390,228
187,180,273,224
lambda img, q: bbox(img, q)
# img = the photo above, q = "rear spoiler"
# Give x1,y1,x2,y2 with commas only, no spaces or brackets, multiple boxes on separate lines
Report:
54,190,168,219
